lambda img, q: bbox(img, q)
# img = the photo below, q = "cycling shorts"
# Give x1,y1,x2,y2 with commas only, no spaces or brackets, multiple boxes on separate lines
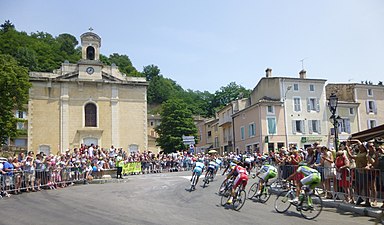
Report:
233,173,248,189
260,170,277,182
300,173,321,189
207,166,215,173
193,167,203,177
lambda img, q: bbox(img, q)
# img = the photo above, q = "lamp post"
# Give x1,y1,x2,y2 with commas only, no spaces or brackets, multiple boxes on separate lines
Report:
328,93,339,151
283,85,292,149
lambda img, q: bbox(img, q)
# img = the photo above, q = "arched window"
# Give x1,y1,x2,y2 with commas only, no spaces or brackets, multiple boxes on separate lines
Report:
85,103,97,127
86,46,95,60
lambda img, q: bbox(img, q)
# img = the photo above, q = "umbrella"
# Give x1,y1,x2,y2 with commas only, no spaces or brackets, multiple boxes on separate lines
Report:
208,150,217,154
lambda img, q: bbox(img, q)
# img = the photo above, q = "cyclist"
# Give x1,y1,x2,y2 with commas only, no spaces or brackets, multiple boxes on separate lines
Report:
286,161,321,203
226,161,249,204
255,161,278,195
244,156,253,173
190,158,205,188
215,157,222,175
205,159,217,182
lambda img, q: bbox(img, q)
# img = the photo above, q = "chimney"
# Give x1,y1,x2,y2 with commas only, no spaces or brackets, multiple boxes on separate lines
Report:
266,68,272,77
299,69,306,79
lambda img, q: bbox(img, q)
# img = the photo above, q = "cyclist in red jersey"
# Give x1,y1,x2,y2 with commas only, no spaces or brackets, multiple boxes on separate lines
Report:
226,161,249,204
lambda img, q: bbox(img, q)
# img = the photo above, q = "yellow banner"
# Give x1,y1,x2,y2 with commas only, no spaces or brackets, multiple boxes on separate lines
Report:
123,162,142,174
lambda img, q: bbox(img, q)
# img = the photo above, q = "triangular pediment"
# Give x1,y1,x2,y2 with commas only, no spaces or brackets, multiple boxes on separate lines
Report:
54,71,123,82
102,72,123,82
55,71,79,79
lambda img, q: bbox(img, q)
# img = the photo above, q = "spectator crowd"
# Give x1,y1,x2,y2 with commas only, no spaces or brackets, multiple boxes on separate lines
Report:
1,140,384,210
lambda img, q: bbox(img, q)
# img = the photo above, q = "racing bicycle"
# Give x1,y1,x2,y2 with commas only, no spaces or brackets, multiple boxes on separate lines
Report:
203,169,214,187
221,180,247,211
274,181,323,220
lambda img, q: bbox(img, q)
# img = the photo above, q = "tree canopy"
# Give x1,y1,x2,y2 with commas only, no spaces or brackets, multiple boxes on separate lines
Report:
0,54,31,145
155,99,198,153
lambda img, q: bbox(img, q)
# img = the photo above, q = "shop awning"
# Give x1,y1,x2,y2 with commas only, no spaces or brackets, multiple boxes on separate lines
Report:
350,124,384,142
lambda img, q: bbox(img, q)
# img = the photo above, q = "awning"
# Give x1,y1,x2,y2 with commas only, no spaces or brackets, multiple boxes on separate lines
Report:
350,124,384,142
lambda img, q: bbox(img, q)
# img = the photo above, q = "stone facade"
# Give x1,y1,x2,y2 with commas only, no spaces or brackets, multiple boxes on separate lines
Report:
28,32,148,154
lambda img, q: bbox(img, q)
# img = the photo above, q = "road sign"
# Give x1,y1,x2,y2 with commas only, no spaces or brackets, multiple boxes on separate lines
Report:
182,135,195,145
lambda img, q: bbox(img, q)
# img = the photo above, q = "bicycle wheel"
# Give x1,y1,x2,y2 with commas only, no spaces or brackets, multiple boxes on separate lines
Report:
259,185,272,203
233,190,246,211
274,191,294,213
203,173,209,188
300,193,323,220
248,182,258,199
190,175,197,191
218,180,227,195
221,193,230,206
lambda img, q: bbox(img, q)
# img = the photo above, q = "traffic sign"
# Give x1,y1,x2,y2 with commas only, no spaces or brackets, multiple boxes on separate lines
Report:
182,135,195,144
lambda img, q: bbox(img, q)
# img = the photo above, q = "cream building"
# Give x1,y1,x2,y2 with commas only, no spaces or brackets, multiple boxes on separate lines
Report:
196,118,219,154
28,31,148,154
233,69,329,153
326,83,383,139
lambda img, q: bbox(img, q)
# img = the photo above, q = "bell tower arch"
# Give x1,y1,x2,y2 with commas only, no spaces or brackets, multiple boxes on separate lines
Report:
80,28,101,61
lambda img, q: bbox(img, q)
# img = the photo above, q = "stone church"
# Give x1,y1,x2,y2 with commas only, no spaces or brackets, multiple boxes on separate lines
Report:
28,31,148,154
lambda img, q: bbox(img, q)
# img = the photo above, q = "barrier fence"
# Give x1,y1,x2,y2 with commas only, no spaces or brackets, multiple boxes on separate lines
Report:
2,161,381,206
276,164,383,206
0,161,195,197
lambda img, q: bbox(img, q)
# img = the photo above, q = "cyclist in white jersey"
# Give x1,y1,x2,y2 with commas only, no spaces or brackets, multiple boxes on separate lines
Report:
191,159,205,187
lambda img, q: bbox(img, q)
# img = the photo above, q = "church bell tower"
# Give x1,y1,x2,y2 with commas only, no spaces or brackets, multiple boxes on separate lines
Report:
78,28,103,79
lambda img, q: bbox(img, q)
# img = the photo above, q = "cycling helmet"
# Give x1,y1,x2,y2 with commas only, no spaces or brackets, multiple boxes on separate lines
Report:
262,160,269,165
232,159,240,165
298,161,307,166
197,158,204,162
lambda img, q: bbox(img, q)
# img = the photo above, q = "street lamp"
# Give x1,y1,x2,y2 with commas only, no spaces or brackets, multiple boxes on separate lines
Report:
283,85,292,149
328,93,340,151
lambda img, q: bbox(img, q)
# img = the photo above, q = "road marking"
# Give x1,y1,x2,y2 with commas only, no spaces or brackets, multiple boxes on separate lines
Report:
180,176,192,180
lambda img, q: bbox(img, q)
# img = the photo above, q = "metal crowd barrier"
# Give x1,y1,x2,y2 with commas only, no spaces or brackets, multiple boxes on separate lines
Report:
275,164,383,205
0,161,196,198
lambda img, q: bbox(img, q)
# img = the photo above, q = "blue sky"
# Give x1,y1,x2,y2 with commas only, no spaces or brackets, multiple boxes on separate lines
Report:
1,0,383,93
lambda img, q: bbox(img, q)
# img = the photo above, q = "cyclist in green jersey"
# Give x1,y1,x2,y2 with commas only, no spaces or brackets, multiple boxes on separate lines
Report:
286,162,321,202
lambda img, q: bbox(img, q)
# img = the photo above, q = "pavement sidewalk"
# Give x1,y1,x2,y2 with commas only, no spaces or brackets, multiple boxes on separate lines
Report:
322,198,382,218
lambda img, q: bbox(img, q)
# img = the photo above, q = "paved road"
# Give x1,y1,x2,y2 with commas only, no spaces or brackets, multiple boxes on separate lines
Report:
0,171,375,225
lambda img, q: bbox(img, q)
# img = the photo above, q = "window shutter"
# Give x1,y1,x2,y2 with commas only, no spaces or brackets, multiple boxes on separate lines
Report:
346,119,351,134
308,120,313,134
292,120,297,134
301,120,306,134
366,100,369,113
307,98,311,112
367,120,371,129
316,98,320,112
317,120,321,134
23,111,27,119
374,101,378,114
338,120,342,133
15,110,18,117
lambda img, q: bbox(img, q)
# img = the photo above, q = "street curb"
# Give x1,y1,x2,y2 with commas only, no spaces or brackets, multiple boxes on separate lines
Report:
323,200,382,218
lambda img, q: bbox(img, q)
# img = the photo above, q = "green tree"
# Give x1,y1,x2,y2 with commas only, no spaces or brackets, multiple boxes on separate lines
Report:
213,82,251,109
56,33,78,55
143,64,160,81
147,75,183,104
0,20,15,33
106,53,142,77
0,54,31,145
155,99,197,153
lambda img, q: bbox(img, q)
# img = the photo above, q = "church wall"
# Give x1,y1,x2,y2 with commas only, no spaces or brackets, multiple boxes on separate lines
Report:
28,83,61,154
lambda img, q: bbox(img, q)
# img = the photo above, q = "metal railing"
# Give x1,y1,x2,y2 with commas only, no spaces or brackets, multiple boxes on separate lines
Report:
275,164,381,206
